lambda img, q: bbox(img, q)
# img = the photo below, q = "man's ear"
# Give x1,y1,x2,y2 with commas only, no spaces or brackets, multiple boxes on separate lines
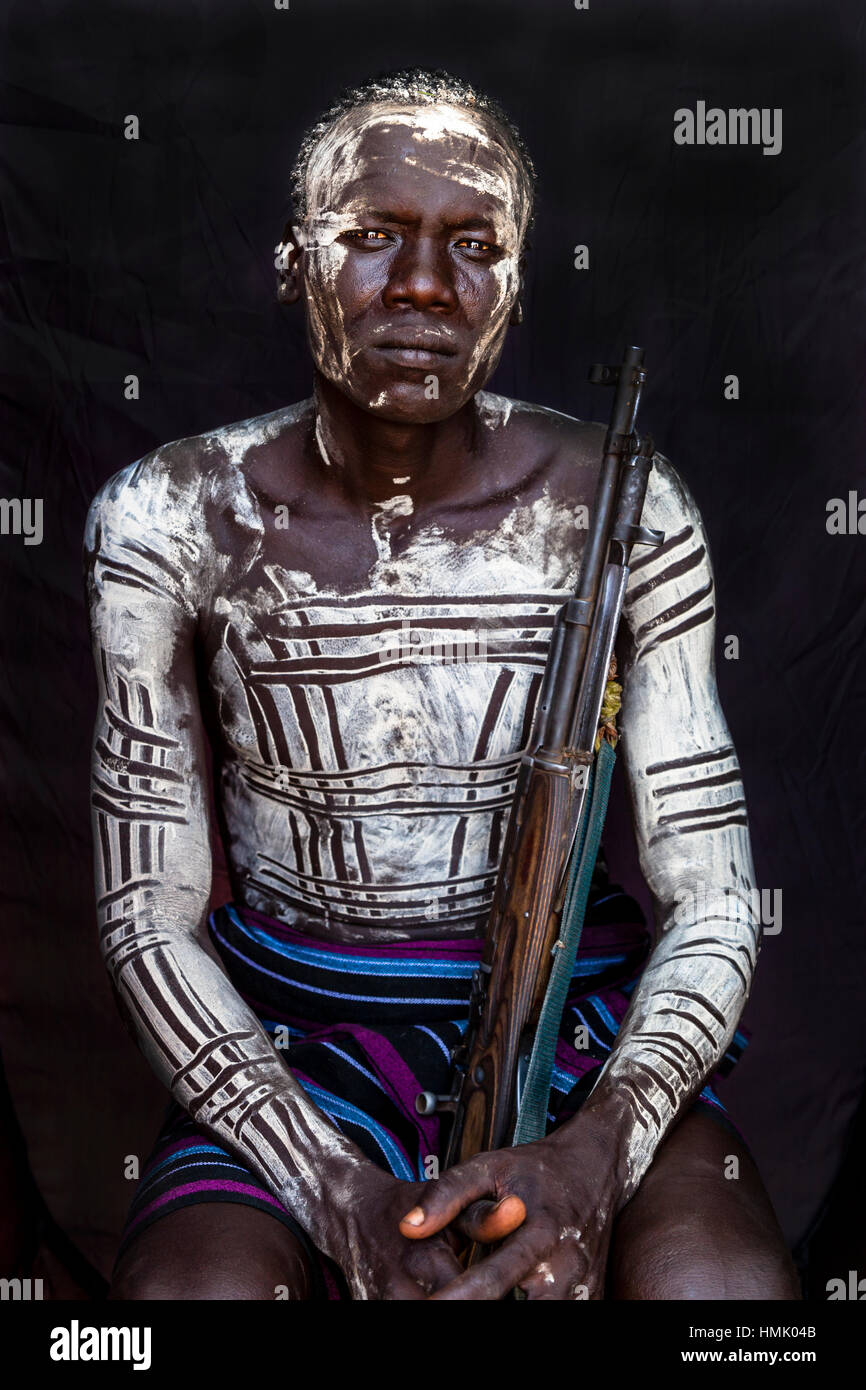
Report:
275,219,303,306
508,244,529,325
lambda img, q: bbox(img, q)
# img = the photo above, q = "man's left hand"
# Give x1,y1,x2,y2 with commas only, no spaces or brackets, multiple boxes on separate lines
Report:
398,1115,623,1300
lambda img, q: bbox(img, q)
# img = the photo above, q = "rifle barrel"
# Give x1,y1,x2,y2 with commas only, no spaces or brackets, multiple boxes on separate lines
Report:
534,345,646,751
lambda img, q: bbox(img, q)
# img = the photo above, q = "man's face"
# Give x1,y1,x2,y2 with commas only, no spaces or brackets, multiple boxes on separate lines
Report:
284,101,529,422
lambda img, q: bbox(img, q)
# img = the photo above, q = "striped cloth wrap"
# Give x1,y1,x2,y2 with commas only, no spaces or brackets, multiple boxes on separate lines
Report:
117,882,748,1299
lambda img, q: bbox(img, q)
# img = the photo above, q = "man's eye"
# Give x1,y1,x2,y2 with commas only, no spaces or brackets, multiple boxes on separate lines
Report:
345,229,391,244
455,237,497,256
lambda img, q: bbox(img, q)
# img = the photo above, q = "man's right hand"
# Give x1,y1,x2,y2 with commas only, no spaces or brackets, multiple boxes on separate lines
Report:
324,1160,529,1299
326,1165,468,1299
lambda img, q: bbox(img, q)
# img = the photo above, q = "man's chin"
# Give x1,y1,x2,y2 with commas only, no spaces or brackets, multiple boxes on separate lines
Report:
351,380,471,424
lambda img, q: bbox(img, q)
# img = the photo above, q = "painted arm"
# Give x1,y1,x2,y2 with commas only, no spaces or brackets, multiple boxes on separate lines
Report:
584,452,761,1200
84,450,371,1262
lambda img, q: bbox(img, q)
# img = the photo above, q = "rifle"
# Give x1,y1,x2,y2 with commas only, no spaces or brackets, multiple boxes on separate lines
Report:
416,345,664,1197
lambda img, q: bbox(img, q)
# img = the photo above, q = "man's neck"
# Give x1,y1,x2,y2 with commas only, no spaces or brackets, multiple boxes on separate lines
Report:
312,372,481,506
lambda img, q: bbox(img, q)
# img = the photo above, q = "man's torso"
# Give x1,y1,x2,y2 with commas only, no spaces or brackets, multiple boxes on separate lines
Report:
159,392,608,942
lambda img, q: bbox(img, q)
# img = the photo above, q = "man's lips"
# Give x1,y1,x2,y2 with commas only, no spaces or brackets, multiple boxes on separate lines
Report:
369,332,459,369
374,345,457,367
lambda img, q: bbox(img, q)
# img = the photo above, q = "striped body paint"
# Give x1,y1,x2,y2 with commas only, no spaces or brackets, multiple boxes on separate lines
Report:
603,455,760,1195
85,390,759,1241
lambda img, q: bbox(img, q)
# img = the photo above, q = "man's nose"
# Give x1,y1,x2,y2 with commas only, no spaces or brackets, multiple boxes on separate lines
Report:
383,237,458,312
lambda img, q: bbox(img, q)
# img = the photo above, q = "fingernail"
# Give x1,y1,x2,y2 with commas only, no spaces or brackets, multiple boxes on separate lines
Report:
402,1207,425,1226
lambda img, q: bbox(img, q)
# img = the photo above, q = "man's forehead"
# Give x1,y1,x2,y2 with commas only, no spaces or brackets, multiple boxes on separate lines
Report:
304,101,527,232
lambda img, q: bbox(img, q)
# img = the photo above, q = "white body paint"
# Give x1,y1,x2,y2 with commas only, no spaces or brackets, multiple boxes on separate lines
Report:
84,393,759,1249
594,459,760,1195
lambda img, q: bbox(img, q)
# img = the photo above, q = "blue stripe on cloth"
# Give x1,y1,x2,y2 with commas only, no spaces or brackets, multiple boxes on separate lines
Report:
226,905,479,979
550,1063,582,1094
138,1157,246,1193
142,1143,231,1181
414,1025,454,1064
260,1021,305,1040
222,908,634,987
570,953,629,976
210,926,464,1007
317,1041,392,1095
582,994,622,1036
294,1078,417,1180
563,1008,611,1051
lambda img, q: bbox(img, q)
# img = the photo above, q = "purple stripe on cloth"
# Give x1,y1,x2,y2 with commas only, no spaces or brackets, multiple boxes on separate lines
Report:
553,1037,605,1080
579,921,649,951
289,1066,418,1167
325,1023,441,1155
125,1180,288,1237
228,904,485,962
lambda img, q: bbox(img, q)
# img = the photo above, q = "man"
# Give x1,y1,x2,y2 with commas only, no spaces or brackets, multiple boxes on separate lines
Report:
85,68,799,1299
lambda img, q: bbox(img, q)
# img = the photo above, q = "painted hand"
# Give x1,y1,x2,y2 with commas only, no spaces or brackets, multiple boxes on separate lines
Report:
398,1121,620,1300
329,1164,468,1299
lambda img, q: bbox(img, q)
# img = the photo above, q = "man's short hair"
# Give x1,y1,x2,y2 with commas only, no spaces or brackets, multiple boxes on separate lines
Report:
289,66,536,248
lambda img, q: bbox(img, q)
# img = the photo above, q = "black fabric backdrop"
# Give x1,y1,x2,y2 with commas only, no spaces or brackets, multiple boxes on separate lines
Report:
1,0,863,1280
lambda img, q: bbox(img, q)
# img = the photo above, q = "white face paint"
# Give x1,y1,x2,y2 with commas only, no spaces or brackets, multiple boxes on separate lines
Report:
282,101,529,407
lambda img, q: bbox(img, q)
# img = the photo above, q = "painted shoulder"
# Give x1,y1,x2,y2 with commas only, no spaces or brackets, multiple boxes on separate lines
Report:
621,450,718,671
86,401,311,534
474,395,703,535
83,400,314,605
640,449,709,543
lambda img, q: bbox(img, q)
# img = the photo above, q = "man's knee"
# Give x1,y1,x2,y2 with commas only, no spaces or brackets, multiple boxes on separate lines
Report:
111,1257,309,1301
607,1109,802,1301
110,1207,313,1301
608,1208,802,1300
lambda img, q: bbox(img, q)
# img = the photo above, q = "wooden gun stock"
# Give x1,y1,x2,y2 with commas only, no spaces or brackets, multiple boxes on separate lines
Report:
444,750,590,1164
